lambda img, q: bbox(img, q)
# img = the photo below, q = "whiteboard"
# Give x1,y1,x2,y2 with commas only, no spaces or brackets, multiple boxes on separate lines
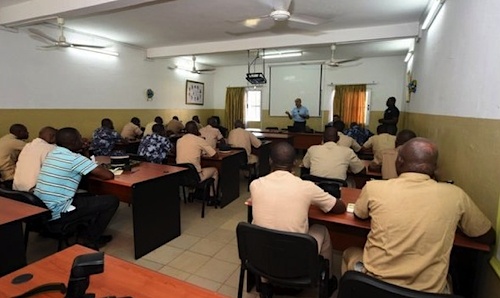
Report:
269,64,322,117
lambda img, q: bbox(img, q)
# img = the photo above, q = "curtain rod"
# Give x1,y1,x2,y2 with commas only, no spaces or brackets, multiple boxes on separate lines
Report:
327,81,377,86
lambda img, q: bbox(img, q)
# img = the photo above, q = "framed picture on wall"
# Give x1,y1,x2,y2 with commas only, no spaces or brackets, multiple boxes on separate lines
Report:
186,80,204,105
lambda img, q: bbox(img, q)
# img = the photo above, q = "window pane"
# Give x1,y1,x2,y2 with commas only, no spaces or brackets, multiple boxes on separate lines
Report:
246,90,261,122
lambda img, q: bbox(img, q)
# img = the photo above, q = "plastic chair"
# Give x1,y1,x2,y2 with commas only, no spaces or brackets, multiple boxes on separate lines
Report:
236,222,330,298
0,188,93,251
176,163,216,218
301,174,347,198
338,271,463,298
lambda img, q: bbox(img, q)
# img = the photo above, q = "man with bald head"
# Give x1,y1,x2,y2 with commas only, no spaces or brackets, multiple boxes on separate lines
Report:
199,117,225,149
303,127,364,182
342,138,495,293
13,126,57,191
176,121,219,199
0,124,29,188
251,142,346,293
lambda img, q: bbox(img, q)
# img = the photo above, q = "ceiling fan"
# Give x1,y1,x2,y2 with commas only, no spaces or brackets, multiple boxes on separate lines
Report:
28,17,105,49
168,56,215,74
240,0,327,29
323,44,360,67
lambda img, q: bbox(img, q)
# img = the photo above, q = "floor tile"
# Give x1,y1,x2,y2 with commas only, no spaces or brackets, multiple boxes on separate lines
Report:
189,238,226,257
214,243,240,264
142,245,184,265
169,250,211,274
185,275,221,292
158,265,191,281
166,233,201,250
195,258,239,283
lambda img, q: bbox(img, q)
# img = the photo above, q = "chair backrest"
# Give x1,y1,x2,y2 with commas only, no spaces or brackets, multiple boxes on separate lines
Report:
301,174,346,198
176,163,201,186
338,271,463,298
229,147,248,166
236,222,323,287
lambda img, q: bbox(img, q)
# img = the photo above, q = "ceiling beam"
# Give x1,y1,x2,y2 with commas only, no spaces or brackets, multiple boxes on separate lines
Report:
147,22,419,58
0,0,158,26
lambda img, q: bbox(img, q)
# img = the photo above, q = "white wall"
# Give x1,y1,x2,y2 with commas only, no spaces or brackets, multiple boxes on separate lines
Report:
407,0,500,119
213,56,406,113
0,27,214,109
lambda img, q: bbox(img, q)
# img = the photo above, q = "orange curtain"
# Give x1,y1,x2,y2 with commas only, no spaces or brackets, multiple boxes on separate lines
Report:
333,85,366,125
225,87,245,131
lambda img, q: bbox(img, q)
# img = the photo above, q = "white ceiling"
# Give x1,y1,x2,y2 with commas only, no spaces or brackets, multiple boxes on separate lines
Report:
0,0,431,66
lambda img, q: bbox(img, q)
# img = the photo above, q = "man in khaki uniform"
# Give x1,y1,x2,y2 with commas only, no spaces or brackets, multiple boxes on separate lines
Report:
332,121,361,152
199,117,225,149
13,126,57,192
165,116,185,134
368,129,417,180
362,124,396,163
143,116,163,136
303,127,364,181
121,117,143,140
227,120,261,164
0,124,29,187
251,142,346,293
176,121,218,197
342,138,495,293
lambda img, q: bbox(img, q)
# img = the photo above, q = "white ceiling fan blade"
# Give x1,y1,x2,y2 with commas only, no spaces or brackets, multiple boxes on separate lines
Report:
288,14,325,25
28,28,58,43
29,34,52,45
272,0,291,11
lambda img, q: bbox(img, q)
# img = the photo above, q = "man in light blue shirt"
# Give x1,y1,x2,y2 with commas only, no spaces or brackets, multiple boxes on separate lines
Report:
35,127,119,248
285,98,309,132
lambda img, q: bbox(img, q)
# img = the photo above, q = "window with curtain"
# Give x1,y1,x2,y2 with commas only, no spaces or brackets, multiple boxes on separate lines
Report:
225,87,245,131
245,89,261,122
333,84,367,125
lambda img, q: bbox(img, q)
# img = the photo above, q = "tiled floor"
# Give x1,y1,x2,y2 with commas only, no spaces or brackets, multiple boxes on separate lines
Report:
26,174,342,298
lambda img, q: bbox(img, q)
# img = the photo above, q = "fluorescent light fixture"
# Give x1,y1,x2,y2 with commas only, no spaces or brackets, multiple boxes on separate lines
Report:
262,51,302,59
73,46,119,57
421,0,445,30
404,51,413,63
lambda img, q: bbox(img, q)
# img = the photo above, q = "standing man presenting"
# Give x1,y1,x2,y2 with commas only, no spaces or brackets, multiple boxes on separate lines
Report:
378,96,400,133
285,98,309,132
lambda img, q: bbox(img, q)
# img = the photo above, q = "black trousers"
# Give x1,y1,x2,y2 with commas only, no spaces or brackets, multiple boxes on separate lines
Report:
58,194,119,241
293,121,306,132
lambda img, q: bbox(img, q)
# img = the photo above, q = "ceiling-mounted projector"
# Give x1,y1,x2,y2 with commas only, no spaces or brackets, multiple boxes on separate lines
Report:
246,73,267,84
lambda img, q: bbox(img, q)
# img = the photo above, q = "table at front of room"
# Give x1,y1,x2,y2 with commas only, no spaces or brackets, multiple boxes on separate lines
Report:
0,197,48,276
0,245,228,298
246,187,490,297
87,158,186,259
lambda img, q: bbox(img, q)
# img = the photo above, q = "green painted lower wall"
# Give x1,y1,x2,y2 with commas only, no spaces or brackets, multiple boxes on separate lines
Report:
0,109,216,139
403,112,500,297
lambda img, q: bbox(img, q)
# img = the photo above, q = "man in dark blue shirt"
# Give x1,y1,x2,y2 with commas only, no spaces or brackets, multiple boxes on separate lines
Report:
378,96,400,133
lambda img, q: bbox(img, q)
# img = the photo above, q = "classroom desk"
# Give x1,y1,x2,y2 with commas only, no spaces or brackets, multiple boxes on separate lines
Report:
251,140,272,177
0,197,48,276
0,245,228,298
87,157,186,259
349,160,383,189
251,132,294,144
287,132,323,150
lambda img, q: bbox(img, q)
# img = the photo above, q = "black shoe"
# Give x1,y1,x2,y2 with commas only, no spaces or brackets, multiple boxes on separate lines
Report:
328,276,338,297
96,235,113,244
206,198,220,207
80,235,113,250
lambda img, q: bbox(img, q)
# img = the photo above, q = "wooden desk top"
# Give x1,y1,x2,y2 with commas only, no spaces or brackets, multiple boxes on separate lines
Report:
0,245,227,298
0,196,47,226
203,149,245,161
361,160,382,177
247,187,490,252
92,156,186,187
252,132,293,139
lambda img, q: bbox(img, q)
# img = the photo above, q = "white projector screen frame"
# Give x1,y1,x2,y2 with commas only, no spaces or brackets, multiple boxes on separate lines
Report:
269,64,322,117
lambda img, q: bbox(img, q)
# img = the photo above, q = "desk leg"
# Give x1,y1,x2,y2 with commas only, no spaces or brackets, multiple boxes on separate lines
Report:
219,152,243,208
0,222,26,276
132,174,181,259
246,206,256,292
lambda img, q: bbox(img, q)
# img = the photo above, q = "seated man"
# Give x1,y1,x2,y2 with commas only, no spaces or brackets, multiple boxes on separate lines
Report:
192,115,203,130
165,116,185,134
0,124,29,188
227,120,261,164
143,116,163,136
121,117,143,140
91,118,124,156
342,138,495,293
362,124,396,164
332,121,362,152
199,117,225,149
13,126,57,192
138,124,173,164
303,127,365,182
345,122,373,146
176,121,219,199
368,129,417,179
250,142,346,293
34,127,119,248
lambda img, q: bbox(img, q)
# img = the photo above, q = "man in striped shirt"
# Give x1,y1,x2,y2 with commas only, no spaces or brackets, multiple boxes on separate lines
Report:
34,127,119,248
